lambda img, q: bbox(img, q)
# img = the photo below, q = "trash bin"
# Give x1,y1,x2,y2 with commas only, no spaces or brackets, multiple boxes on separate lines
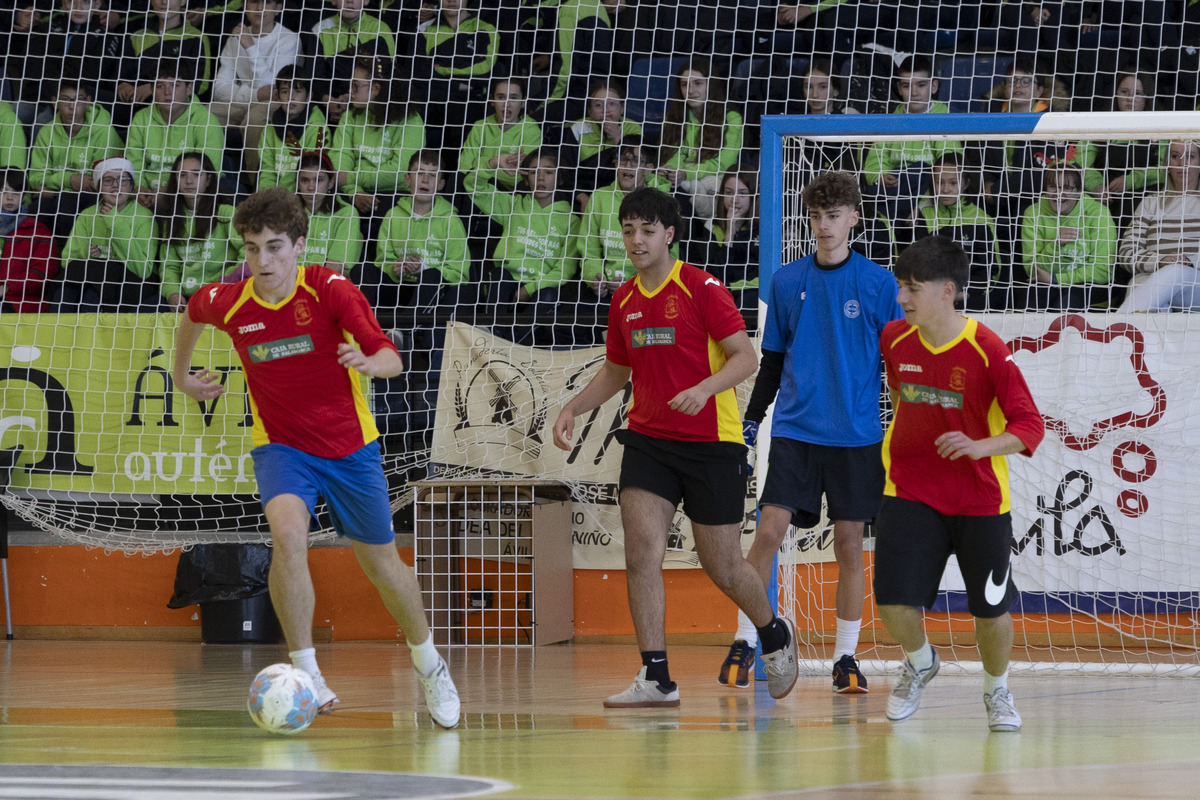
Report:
168,543,283,644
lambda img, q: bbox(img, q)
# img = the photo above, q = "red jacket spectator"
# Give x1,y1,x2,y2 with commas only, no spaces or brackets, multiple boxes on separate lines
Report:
1,217,61,313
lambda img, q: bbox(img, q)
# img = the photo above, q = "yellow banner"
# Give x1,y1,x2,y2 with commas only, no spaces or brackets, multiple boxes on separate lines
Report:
1,314,258,495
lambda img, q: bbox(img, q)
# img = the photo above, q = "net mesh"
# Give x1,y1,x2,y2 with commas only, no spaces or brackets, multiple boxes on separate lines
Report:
0,1,1198,666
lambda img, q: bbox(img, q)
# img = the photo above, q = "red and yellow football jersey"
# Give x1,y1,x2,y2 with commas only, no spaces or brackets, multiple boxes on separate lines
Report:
188,265,398,459
881,317,1045,516
606,260,746,443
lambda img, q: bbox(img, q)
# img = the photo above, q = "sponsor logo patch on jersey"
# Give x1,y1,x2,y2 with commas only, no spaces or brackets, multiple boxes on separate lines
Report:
248,335,316,362
631,327,676,348
899,382,963,410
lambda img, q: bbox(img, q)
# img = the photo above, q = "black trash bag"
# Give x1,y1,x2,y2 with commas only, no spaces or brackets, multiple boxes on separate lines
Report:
167,543,273,608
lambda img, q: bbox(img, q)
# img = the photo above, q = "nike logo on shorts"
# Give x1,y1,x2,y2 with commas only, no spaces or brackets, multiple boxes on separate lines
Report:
984,566,1011,606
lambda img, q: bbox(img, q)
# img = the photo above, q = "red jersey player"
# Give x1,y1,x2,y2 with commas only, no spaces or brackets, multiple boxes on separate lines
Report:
171,187,460,729
875,235,1045,732
552,187,798,708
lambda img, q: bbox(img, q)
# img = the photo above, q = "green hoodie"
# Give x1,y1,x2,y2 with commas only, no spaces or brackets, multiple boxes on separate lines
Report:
125,98,226,191
1020,195,1117,286
377,195,470,285
314,12,396,59
159,204,243,299
302,198,364,271
466,168,579,295
459,115,544,191
547,0,611,102
661,108,743,186
63,199,158,279
567,117,643,166
0,101,27,169
29,104,124,192
862,102,961,182
330,108,426,195
258,107,330,192
579,179,675,283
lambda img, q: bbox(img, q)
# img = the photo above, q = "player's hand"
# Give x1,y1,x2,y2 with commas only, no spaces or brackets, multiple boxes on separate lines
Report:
336,342,370,373
668,386,711,416
177,368,226,402
935,431,986,461
552,409,575,451
742,419,759,448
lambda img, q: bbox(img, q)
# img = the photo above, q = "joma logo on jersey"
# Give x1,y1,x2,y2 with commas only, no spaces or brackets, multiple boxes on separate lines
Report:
898,363,922,373
237,322,266,334
899,382,963,410
625,311,643,322
248,335,315,362
631,327,676,347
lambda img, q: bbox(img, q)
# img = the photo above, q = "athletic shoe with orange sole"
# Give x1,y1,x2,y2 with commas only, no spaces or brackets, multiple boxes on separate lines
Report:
832,654,869,694
717,640,755,688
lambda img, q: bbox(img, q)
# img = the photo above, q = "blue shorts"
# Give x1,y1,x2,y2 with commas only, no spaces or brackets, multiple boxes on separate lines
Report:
252,440,395,545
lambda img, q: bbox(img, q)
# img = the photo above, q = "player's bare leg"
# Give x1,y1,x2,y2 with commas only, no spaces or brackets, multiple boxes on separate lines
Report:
878,604,926,653
618,487,674,652
745,504,794,585
879,603,940,722
264,493,317,651
604,487,679,708
264,493,338,710
976,612,1020,731
832,520,865,623
692,521,773,626
350,540,431,643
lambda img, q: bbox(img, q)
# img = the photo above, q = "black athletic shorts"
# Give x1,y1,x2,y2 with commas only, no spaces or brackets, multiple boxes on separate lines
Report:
617,429,748,526
759,438,885,529
873,496,1018,619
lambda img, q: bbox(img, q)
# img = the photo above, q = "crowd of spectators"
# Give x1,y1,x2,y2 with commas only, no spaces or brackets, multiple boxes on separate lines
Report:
1,0,1199,446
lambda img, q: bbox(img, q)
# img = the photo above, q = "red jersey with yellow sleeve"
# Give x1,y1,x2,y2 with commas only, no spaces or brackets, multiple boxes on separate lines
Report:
881,317,1044,516
187,264,399,459
606,260,746,443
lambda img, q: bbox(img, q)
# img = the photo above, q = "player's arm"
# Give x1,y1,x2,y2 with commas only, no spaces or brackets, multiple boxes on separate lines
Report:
336,342,403,378
553,359,633,450
172,314,226,402
744,348,784,424
935,430,1026,461
669,329,758,416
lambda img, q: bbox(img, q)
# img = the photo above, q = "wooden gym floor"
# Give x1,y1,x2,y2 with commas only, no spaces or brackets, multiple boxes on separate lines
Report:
1,639,1198,799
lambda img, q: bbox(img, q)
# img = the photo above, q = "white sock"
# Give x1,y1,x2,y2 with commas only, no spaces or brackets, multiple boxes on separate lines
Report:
734,608,758,647
983,669,1008,696
289,647,320,677
408,634,441,676
834,618,861,659
904,639,934,673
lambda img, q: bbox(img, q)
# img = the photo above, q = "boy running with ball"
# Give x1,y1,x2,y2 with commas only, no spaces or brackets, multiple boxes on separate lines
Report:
172,187,461,729
876,235,1044,731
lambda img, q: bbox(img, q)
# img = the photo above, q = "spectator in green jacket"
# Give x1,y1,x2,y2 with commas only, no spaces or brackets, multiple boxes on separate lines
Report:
557,78,643,197
116,0,213,111
330,56,426,233
30,79,126,240
309,0,397,90
657,58,743,221
466,146,580,346
294,150,362,275
414,0,499,152
459,76,543,191
1020,162,1118,310
125,60,227,209
258,65,331,192
155,151,242,309
0,101,29,172
370,149,470,310
55,157,162,311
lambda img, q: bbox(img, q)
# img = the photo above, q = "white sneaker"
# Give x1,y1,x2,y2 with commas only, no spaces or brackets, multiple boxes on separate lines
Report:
603,667,681,708
417,657,461,729
308,672,339,713
886,649,940,722
760,617,798,699
984,687,1022,732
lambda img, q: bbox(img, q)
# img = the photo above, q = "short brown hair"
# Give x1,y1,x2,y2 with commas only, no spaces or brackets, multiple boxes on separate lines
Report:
232,187,308,243
802,170,861,211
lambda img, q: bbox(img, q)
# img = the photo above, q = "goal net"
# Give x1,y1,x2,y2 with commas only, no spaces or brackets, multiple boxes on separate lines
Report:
762,110,1200,675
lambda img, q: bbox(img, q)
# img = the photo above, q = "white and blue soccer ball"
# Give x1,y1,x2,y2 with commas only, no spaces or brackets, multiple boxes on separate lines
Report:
247,663,319,735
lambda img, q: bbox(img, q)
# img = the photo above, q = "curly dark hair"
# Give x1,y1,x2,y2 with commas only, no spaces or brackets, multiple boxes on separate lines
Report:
801,170,861,211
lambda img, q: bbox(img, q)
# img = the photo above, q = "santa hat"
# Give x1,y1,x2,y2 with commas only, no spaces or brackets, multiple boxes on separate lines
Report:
92,157,136,184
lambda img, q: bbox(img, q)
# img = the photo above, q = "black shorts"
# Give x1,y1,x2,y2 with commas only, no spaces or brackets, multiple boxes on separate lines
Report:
759,438,885,529
873,496,1018,619
617,430,748,526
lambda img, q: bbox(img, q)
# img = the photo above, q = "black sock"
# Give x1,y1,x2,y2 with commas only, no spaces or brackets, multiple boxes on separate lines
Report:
757,618,789,654
641,650,673,688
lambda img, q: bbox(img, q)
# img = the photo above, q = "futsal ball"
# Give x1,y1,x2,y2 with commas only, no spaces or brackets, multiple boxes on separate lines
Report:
247,663,319,735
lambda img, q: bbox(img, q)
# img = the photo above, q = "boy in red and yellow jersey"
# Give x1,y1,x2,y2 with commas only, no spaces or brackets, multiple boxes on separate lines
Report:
552,187,798,708
171,187,460,729
876,235,1044,733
